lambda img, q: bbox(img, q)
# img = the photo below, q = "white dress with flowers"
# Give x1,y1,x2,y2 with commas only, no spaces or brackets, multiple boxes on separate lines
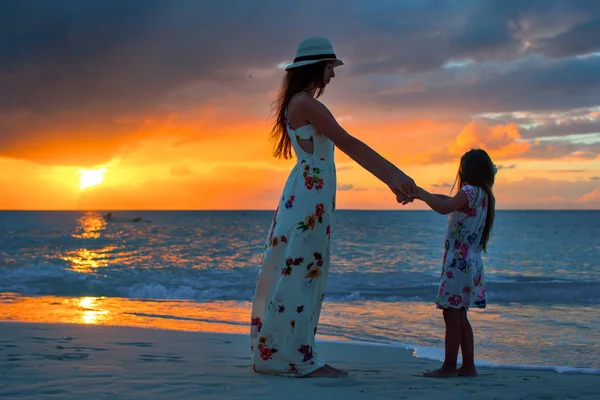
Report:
249,118,336,377
436,185,488,310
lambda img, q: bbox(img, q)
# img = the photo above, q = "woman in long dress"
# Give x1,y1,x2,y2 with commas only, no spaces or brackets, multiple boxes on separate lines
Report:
250,36,416,378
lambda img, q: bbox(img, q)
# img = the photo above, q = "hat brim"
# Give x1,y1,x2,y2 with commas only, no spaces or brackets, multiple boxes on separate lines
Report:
285,58,344,71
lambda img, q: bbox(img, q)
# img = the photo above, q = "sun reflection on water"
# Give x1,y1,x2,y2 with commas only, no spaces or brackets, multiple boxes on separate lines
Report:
61,213,117,273
61,246,116,273
71,212,107,239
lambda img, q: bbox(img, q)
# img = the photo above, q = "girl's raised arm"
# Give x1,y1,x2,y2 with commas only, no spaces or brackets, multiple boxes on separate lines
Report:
417,187,468,215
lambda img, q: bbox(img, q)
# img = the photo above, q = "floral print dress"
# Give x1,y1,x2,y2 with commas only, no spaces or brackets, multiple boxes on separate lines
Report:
250,117,336,377
436,185,488,310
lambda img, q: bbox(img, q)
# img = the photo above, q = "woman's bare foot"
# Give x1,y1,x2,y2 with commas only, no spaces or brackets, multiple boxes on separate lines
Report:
457,366,478,377
325,364,348,376
303,365,347,378
422,366,459,378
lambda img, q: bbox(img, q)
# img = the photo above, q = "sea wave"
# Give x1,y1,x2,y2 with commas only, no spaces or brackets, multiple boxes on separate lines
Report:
2,263,599,305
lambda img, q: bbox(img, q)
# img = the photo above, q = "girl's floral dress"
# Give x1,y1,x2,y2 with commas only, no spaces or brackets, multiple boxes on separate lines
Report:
250,116,336,377
436,185,488,310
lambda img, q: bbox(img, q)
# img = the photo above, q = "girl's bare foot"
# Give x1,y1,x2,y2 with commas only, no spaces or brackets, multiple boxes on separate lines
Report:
457,366,478,377
422,366,459,378
303,366,346,378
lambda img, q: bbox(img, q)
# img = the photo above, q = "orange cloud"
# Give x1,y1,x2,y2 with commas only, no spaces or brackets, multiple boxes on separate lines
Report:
402,119,530,165
448,119,530,159
578,188,600,203
399,118,600,166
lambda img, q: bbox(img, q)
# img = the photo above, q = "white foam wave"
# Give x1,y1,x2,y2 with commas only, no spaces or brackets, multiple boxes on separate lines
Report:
314,337,600,375
2,263,600,305
412,346,600,375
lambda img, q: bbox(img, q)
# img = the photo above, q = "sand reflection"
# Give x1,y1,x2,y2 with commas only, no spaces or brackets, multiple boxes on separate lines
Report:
0,294,250,334
78,296,110,324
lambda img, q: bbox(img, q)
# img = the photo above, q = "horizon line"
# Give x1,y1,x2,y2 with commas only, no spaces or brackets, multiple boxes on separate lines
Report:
1,209,598,212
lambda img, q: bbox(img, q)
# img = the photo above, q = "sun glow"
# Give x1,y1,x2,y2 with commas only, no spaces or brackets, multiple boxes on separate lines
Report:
77,168,107,190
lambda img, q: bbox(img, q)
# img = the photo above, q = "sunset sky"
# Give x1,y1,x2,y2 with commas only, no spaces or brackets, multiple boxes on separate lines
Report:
1,0,599,210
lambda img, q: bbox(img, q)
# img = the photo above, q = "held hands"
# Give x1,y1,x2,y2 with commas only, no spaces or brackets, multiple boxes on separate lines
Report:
388,170,418,205
395,187,424,204
395,192,415,205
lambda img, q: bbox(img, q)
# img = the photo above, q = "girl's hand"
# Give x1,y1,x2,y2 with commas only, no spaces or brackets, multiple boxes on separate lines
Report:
396,193,414,205
389,170,417,198
392,186,416,205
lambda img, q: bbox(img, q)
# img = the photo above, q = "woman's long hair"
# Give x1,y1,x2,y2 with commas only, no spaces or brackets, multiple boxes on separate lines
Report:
269,62,327,159
452,149,496,252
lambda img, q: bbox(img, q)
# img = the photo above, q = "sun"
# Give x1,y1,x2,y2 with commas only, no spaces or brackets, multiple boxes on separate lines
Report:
77,168,107,190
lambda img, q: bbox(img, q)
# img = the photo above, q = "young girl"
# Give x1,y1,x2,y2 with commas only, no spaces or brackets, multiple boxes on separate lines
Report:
411,148,496,378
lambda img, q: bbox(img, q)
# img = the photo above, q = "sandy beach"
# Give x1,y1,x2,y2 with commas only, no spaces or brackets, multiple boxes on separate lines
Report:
0,321,597,399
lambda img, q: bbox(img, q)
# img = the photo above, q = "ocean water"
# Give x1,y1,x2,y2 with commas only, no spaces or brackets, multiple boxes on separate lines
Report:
1,210,599,373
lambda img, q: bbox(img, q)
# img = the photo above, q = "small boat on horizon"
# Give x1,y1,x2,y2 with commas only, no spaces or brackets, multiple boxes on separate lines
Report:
103,212,151,223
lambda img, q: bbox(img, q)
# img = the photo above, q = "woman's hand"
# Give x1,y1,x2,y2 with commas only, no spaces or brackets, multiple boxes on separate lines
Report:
389,170,417,198
390,176,418,205
395,192,414,205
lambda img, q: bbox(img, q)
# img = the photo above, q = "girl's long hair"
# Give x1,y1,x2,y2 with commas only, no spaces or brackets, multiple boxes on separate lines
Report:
452,149,496,252
269,62,327,159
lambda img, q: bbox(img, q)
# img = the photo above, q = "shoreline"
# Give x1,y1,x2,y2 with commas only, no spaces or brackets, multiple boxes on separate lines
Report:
2,321,598,399
2,293,599,373
2,319,599,376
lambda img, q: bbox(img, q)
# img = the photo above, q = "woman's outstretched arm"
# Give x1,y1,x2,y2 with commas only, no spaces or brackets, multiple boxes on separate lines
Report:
294,96,417,195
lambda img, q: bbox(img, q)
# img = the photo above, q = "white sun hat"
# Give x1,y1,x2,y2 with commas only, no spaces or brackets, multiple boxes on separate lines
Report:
285,36,344,70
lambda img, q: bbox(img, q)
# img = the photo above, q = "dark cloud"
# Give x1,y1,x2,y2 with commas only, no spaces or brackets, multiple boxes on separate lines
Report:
479,108,600,139
350,0,600,74
337,183,355,191
521,118,600,138
3,0,600,116
2,0,600,164
533,18,600,59
522,141,600,161
498,164,517,169
347,1,478,73
432,182,453,188
1,1,169,115
372,55,600,115
0,0,326,116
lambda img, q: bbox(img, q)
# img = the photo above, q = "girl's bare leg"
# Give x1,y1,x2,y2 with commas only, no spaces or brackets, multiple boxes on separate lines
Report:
458,308,478,376
423,308,460,378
